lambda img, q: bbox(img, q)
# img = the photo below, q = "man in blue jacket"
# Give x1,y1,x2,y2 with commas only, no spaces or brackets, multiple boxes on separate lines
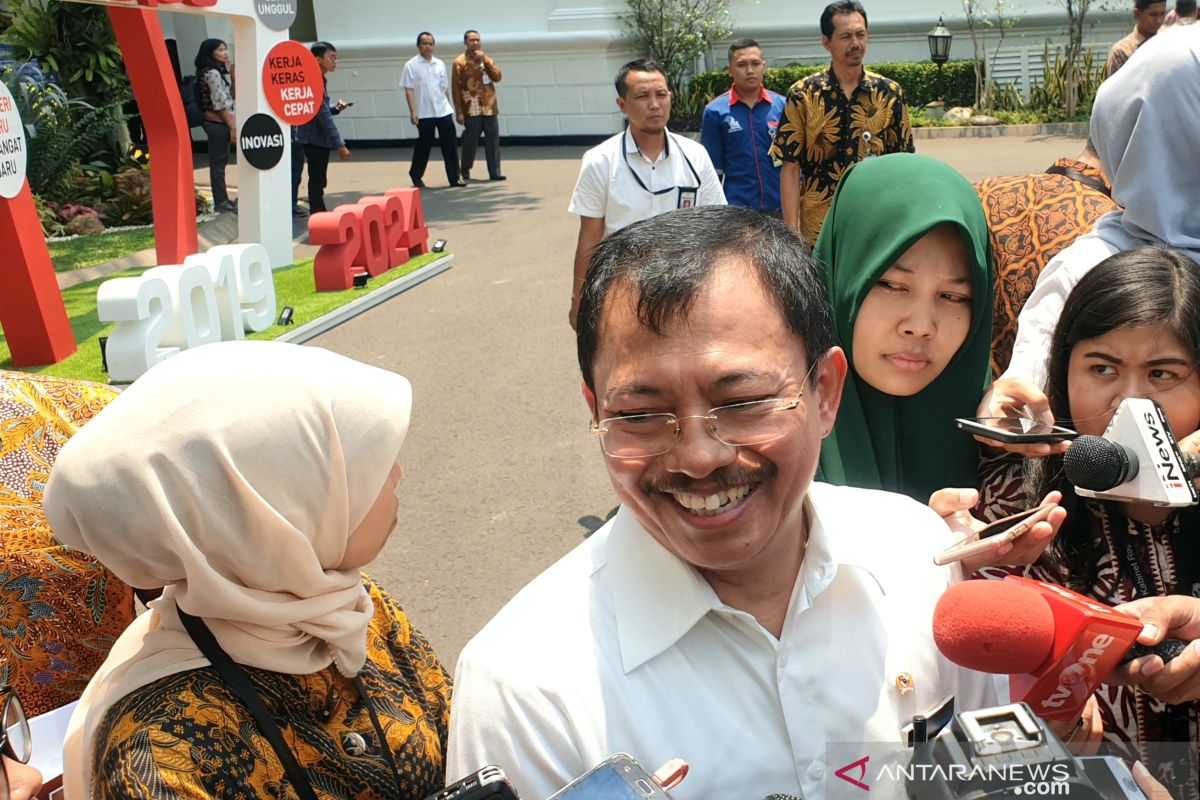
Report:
297,41,351,215
700,38,785,214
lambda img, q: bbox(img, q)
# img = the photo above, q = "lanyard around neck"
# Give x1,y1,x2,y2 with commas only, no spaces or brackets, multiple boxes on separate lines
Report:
622,129,701,195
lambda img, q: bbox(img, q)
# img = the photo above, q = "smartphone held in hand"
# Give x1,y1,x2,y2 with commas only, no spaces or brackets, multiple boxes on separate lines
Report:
955,417,1078,444
934,503,1057,566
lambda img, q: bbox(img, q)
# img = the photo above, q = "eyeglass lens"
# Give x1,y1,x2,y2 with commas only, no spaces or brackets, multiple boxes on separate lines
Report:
2,693,30,764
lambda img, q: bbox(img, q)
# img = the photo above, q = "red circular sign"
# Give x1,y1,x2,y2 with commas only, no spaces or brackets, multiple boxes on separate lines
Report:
262,40,324,126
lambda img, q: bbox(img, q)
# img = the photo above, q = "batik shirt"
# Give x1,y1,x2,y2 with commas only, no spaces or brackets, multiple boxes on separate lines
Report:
92,576,452,800
768,66,914,242
1106,28,1148,78
974,159,1118,376
977,454,1199,800
0,370,134,718
451,53,502,117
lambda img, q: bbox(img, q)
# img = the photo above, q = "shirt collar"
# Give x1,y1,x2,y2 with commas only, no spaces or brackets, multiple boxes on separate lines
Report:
606,483,887,674
727,85,772,107
623,128,672,161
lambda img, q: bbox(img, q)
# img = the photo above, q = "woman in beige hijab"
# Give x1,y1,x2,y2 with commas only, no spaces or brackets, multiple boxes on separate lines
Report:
44,341,451,800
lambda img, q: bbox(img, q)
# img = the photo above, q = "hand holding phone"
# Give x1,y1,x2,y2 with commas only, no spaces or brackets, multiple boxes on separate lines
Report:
934,503,1058,566
955,417,1078,445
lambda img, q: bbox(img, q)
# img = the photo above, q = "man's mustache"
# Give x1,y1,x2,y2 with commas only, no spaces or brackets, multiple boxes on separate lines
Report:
644,463,777,495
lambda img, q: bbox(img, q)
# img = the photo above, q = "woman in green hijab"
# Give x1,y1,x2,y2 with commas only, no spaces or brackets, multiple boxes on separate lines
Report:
814,153,993,502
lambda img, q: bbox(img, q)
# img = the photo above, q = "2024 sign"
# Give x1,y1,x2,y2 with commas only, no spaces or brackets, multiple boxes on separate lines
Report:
309,188,429,291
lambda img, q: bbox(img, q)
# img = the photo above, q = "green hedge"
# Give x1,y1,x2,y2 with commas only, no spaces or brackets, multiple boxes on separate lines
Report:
688,59,978,110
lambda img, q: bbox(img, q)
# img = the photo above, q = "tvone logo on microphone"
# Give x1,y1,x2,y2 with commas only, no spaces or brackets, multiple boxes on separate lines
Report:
1039,634,1116,710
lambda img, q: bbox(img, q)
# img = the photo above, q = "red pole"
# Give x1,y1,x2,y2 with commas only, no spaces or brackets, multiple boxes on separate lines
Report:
107,6,198,265
0,184,77,367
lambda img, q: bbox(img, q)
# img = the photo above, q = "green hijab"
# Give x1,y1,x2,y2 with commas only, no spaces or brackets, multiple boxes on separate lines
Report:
814,153,993,502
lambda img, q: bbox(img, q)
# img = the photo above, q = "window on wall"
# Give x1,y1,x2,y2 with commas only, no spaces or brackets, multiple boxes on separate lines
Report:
291,0,317,42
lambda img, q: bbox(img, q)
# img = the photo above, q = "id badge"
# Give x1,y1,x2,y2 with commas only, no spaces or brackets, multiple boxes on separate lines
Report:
677,187,698,208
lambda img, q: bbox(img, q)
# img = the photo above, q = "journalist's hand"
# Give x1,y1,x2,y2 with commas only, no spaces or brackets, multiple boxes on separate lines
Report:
927,488,1065,573
974,378,1071,457
1110,595,1200,704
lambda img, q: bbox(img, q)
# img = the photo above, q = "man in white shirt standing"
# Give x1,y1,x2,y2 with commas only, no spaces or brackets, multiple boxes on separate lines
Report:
567,59,725,330
447,205,1010,800
401,32,466,188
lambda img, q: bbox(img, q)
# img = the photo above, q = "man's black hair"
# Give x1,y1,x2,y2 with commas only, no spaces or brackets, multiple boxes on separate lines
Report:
614,58,668,98
464,29,480,42
820,1,868,38
311,41,337,58
576,205,837,391
416,31,435,47
728,37,761,61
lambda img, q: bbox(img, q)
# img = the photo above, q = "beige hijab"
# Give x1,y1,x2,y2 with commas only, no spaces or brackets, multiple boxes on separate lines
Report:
43,341,413,799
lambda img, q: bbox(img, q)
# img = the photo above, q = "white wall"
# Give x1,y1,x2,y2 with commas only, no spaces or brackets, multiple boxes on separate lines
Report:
165,1,1134,140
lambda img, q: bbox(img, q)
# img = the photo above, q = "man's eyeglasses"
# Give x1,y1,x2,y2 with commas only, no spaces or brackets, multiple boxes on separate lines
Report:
1,689,31,800
591,365,819,459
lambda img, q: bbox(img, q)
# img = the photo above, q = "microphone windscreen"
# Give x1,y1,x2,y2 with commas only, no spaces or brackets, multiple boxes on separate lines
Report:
933,580,1055,674
1064,435,1133,491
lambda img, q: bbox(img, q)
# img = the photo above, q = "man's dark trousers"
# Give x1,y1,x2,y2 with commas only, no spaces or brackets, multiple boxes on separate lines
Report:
303,144,333,213
461,115,501,179
411,114,460,183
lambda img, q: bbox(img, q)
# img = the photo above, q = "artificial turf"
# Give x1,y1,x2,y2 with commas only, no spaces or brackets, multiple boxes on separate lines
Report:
1,252,446,384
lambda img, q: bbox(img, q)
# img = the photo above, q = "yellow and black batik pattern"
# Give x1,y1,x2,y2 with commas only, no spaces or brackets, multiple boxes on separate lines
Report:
92,577,452,800
768,67,914,243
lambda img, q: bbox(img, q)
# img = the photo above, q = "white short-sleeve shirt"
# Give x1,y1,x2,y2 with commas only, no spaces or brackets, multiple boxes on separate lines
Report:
446,483,1005,800
400,54,454,120
568,129,727,236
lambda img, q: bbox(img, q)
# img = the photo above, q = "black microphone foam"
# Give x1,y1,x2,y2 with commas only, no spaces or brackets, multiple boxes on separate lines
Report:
1064,435,1138,491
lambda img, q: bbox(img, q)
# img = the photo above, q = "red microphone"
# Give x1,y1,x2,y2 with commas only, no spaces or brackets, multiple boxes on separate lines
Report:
933,576,1188,721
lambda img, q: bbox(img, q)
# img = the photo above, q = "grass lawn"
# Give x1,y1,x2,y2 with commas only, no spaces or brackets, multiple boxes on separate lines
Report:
1,252,446,384
47,228,159,273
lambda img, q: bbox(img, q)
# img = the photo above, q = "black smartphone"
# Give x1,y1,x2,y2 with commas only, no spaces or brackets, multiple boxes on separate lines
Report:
548,754,675,800
955,416,1078,444
424,766,518,800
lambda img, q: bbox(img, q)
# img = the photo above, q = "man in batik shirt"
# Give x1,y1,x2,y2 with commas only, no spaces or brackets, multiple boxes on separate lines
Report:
769,1,913,243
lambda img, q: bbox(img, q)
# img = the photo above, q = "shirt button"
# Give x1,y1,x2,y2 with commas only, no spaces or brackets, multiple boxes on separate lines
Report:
809,761,826,779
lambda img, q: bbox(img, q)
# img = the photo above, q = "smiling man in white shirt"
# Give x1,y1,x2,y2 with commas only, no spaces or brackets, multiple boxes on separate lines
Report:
447,206,1006,800
402,31,465,188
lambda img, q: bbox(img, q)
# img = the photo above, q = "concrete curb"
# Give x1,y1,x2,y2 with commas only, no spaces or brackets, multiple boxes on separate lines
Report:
275,254,455,344
56,212,242,289
913,121,1090,139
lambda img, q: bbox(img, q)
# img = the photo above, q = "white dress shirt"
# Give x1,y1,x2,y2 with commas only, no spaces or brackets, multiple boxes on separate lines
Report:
447,483,1005,800
400,54,454,119
1000,232,1119,388
568,129,726,237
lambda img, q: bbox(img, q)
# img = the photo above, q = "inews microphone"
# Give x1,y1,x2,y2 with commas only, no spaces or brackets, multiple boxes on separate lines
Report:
1063,397,1198,507
933,576,1188,721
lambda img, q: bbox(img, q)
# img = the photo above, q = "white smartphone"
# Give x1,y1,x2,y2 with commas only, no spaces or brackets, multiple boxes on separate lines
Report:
933,503,1057,566
547,754,675,800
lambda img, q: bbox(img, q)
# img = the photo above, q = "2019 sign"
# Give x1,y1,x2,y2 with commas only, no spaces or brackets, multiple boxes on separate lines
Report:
98,243,276,381
309,188,429,291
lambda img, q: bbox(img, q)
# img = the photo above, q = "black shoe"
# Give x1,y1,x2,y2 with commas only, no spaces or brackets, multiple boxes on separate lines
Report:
461,170,471,182
292,206,309,218
411,177,426,188
449,179,468,187
489,174,507,181
215,200,237,214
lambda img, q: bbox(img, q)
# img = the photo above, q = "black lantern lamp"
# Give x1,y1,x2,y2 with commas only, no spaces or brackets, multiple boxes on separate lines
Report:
928,16,952,65
927,16,953,103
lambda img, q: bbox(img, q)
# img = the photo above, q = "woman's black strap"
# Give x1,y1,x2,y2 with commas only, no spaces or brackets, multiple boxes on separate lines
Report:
176,608,320,800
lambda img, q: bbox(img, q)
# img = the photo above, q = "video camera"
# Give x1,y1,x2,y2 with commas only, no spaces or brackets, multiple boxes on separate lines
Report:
906,702,1146,799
